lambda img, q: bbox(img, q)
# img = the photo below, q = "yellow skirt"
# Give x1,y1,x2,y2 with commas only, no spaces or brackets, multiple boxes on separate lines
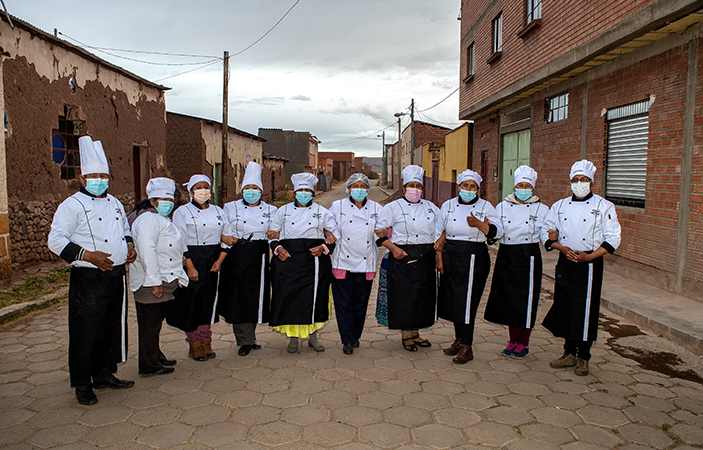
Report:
272,297,330,338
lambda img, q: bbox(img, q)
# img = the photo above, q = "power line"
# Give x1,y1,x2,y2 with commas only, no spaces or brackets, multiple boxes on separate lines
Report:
321,123,397,149
231,0,301,57
155,59,222,82
416,110,463,128
417,87,459,112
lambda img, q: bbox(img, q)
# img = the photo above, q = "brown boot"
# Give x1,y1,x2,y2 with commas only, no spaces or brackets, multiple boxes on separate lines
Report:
549,353,577,369
203,339,216,359
452,344,474,364
443,338,462,356
574,358,589,376
189,341,207,361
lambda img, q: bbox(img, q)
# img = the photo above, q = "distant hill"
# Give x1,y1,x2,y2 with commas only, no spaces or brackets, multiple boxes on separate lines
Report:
364,157,383,173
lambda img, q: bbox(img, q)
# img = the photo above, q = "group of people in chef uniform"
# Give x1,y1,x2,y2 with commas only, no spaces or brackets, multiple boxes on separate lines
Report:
49,135,621,406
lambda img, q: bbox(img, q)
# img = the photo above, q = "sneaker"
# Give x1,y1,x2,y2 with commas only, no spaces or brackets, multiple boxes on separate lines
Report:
549,353,577,369
574,358,589,376
500,341,517,357
510,344,529,359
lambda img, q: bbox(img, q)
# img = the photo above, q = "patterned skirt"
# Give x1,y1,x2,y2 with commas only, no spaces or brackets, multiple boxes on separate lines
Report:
375,254,389,327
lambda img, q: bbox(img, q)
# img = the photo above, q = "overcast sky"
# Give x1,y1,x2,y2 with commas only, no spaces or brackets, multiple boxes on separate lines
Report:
9,0,463,158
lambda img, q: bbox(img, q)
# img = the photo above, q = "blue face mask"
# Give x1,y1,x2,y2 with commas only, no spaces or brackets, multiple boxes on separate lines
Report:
350,188,368,202
156,200,174,217
515,188,533,201
459,189,477,202
85,178,109,196
243,189,262,204
296,191,313,205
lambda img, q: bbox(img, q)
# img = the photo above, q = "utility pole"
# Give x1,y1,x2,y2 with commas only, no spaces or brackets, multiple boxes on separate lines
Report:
378,131,386,186
410,98,415,165
397,116,402,189
219,51,229,206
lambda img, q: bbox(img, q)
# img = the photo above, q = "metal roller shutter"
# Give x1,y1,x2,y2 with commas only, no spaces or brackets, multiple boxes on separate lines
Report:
606,100,649,207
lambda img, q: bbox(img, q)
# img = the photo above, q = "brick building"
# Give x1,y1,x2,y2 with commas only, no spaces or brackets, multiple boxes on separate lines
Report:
459,0,703,299
421,123,473,206
258,129,320,188
318,151,355,181
0,15,170,271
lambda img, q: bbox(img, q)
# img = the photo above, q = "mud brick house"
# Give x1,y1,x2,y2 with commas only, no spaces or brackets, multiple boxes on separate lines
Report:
0,15,170,272
258,128,320,188
318,151,354,182
263,152,289,200
459,0,703,299
165,112,266,204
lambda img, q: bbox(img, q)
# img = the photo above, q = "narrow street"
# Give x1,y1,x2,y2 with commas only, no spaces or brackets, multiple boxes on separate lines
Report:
1,184,702,449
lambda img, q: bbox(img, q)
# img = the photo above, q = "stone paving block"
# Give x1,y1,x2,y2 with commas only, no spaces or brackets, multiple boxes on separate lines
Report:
464,380,509,396
78,405,132,426
375,357,414,371
128,405,181,427
438,368,478,384
617,423,673,449
257,356,297,369
531,406,582,427
180,404,231,426
333,405,382,426
670,422,703,444
311,390,355,408
230,404,281,425
356,367,395,382
358,391,402,409
490,358,530,373
0,394,33,412
560,441,610,450
168,390,215,408
0,381,33,397
359,423,410,448
577,405,629,427
548,380,590,395
335,379,377,394
229,366,273,381
568,424,625,447
199,376,246,393
518,370,560,384
397,368,439,382
25,360,67,373
190,367,235,381
121,389,171,409
0,370,30,384
249,421,302,446
295,356,335,369
484,405,534,425
540,392,587,410
190,420,248,447
595,382,634,397
669,409,703,427
593,370,637,385
271,367,315,380
304,422,356,446
465,421,520,447
581,390,632,408
281,404,330,425
413,358,454,373
412,423,466,448
627,394,673,412
379,379,422,395
289,377,333,394
509,381,551,396
315,367,357,381
405,391,451,410
421,380,464,395
0,424,35,447
433,406,481,428
670,385,703,401
452,391,497,410
622,405,674,427
384,405,433,427
505,439,561,450
27,423,88,448
137,422,195,448
496,394,544,410
245,376,289,393
82,422,142,447
335,356,374,370
520,423,575,444
330,443,382,450
157,378,203,395
0,408,36,428
25,381,69,400
629,383,675,399
672,396,703,414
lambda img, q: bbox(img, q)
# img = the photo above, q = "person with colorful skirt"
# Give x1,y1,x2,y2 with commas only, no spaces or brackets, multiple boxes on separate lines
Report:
375,165,442,352
167,175,230,361
437,169,502,364
129,177,188,375
541,159,622,376
329,173,383,355
484,165,548,359
268,172,338,353
219,162,277,356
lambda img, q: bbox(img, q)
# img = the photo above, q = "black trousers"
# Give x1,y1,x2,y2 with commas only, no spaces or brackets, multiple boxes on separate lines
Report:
453,288,482,346
564,339,593,361
232,323,257,346
332,272,373,345
135,301,170,373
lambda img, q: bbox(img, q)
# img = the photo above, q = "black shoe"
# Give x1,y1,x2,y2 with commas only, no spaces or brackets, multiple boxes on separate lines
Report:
343,343,354,355
238,345,252,356
75,387,98,405
93,374,135,390
252,341,262,350
352,340,360,348
162,359,177,367
141,366,175,376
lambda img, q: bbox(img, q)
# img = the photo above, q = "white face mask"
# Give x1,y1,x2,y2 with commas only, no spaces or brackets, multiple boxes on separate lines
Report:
193,189,211,204
571,181,591,198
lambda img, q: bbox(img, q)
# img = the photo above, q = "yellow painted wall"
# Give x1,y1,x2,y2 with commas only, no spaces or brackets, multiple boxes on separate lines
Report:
422,124,470,184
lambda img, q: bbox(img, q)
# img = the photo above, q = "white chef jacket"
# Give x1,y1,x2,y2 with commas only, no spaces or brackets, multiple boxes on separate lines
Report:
377,198,442,245
329,198,383,273
48,191,131,269
223,200,277,241
439,197,503,242
172,202,230,249
541,193,622,253
271,202,338,240
495,198,549,245
129,211,189,291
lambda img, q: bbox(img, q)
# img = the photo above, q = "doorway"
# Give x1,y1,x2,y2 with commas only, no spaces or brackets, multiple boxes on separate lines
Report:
501,129,531,200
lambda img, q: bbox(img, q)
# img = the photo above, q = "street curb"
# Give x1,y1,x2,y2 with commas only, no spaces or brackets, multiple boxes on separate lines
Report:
0,286,69,322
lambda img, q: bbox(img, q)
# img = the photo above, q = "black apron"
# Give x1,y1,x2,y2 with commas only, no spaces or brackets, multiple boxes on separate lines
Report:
166,245,221,332
386,243,437,330
438,240,490,324
542,253,604,341
269,239,331,326
68,265,127,387
484,243,542,328
217,239,270,325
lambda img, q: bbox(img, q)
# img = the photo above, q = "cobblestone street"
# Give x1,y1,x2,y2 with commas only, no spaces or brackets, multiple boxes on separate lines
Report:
1,186,702,449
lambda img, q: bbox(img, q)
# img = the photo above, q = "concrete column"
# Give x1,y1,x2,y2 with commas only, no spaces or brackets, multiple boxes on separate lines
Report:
0,55,11,277
675,37,697,295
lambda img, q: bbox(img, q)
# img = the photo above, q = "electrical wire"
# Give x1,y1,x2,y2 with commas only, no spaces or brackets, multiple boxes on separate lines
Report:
321,122,397,149
231,0,301,57
417,87,459,112
155,59,223,82
416,110,463,128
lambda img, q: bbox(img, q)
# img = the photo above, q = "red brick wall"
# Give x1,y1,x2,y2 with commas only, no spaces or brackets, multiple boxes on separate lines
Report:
165,113,211,203
414,122,451,149
471,117,500,203
460,0,654,114
318,152,354,163
687,39,703,288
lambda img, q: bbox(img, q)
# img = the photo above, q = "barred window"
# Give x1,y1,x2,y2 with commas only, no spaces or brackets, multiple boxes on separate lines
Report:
526,0,542,24
52,107,83,179
545,92,568,123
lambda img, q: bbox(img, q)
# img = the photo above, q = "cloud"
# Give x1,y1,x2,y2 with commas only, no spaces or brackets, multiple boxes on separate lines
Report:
290,95,311,101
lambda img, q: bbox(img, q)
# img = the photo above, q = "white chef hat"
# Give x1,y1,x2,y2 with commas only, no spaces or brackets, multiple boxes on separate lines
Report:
346,173,370,193
513,165,538,188
291,172,318,192
183,174,211,192
79,136,110,175
146,177,176,200
401,165,424,186
457,169,482,187
241,161,263,190
569,159,596,181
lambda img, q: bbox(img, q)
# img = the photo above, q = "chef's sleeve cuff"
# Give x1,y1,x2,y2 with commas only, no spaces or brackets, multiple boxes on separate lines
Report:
59,242,83,263
544,239,556,251
600,242,616,254
486,224,497,240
